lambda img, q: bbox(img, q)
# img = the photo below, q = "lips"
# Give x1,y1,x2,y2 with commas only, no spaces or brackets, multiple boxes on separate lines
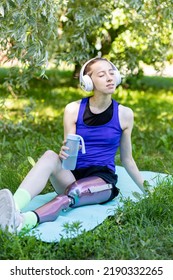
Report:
106,84,114,88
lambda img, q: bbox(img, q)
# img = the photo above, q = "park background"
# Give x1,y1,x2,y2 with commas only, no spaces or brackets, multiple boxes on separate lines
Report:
0,0,173,259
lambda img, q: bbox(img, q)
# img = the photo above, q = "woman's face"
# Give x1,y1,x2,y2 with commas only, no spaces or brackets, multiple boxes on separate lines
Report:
90,60,117,94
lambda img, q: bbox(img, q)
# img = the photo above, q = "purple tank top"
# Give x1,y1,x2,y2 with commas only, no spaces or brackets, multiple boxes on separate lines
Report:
76,97,122,172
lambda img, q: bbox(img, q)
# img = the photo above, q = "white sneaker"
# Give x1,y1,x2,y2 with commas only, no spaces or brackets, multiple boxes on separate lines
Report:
0,189,21,233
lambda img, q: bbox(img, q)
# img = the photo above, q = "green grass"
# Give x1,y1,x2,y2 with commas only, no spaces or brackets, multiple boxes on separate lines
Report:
0,68,173,259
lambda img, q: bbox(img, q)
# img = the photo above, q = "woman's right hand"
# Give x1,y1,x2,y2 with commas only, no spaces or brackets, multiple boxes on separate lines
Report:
59,140,69,160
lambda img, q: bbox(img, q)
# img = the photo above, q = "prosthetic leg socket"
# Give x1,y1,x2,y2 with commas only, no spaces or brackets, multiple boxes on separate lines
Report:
65,176,113,207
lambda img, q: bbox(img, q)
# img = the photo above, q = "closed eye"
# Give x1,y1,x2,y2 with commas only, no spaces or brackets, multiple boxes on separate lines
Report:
109,70,115,75
97,70,115,77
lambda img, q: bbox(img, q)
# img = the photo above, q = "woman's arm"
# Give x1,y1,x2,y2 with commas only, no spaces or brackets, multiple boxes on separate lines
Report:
63,100,80,139
59,100,80,160
119,105,145,193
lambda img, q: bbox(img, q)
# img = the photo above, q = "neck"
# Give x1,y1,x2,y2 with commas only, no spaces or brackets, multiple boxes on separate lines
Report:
89,95,112,114
90,94,112,108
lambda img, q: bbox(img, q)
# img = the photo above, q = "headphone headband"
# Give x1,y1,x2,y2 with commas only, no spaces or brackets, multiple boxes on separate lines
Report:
79,57,121,92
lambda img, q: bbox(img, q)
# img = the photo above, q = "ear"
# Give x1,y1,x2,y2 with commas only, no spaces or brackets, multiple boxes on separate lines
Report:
80,74,93,92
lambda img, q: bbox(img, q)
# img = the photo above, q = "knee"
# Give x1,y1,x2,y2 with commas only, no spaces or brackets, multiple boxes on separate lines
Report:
43,150,58,159
41,150,61,169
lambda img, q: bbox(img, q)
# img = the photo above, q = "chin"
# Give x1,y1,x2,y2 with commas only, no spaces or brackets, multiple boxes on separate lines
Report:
105,89,115,94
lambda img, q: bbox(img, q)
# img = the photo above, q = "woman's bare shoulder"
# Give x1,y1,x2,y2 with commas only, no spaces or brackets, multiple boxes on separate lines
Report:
119,104,133,117
64,100,81,113
118,104,134,130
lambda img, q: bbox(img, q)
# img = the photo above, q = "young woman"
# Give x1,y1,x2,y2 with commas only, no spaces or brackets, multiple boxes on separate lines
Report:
0,57,145,233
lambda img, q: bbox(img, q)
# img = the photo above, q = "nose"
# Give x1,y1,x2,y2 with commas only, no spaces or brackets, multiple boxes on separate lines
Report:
106,73,113,81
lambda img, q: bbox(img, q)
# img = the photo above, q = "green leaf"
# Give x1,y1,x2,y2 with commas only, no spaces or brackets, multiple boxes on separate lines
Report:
27,156,36,167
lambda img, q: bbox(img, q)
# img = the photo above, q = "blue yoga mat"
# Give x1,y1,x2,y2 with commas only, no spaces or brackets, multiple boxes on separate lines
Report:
23,166,167,242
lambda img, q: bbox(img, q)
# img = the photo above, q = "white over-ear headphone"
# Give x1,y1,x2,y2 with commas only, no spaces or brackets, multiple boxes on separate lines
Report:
79,57,121,92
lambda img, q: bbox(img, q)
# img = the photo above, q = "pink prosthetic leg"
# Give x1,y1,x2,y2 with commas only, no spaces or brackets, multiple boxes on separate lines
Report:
34,176,114,224
34,194,71,223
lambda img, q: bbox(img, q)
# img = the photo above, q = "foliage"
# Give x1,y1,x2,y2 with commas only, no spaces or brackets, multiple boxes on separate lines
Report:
0,69,173,259
0,0,58,89
110,0,173,70
0,0,173,89
57,0,173,73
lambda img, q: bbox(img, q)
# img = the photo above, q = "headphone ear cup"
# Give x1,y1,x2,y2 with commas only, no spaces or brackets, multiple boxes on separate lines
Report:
80,74,93,92
114,70,121,86
109,62,121,86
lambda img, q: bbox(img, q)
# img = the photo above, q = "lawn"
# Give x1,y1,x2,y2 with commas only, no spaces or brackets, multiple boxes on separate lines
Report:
0,68,173,259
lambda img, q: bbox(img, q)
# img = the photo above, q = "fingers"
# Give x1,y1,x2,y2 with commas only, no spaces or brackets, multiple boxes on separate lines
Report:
59,139,81,159
59,146,69,160
59,140,69,160
79,144,82,150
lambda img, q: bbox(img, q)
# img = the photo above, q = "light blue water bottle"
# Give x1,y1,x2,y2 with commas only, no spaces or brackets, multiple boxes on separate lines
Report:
62,134,86,170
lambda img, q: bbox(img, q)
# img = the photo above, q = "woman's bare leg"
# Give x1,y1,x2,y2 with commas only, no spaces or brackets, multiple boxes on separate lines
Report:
0,150,76,232
17,150,76,198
